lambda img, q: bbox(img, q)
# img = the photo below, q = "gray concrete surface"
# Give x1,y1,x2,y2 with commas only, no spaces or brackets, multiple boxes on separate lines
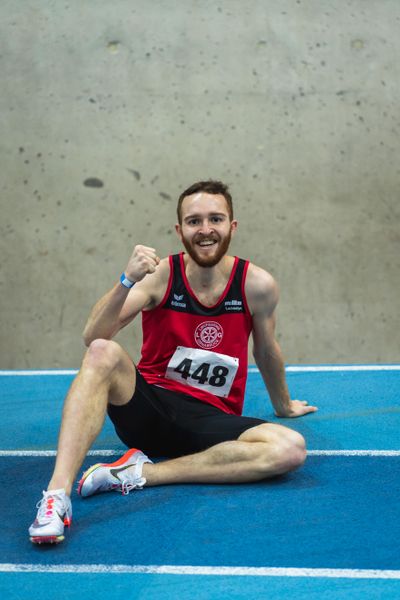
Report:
1,0,399,368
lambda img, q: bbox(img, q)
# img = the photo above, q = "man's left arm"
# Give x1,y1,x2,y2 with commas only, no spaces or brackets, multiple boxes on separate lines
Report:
246,265,317,418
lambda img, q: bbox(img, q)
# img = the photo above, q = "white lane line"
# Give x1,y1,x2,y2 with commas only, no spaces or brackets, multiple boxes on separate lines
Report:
307,450,400,456
0,370,78,376
251,365,400,373
0,450,121,457
0,449,399,457
0,564,399,579
1,365,399,376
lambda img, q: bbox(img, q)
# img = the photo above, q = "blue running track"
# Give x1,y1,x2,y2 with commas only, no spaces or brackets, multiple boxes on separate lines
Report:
0,366,399,599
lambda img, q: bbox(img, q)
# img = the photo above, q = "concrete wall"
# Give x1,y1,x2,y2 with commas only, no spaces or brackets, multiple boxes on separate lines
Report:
1,0,399,368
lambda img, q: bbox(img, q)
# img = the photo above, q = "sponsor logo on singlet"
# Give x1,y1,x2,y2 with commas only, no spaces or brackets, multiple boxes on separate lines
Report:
224,299,243,311
171,293,187,308
194,321,224,350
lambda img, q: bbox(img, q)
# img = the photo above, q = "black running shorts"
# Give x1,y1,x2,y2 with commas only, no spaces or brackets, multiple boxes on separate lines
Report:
107,368,267,458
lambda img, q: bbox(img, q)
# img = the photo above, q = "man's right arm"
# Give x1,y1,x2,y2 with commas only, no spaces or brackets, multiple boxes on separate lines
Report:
83,245,162,346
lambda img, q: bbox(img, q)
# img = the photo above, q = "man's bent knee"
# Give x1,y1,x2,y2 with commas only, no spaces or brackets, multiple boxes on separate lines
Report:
244,424,307,476
272,429,306,474
82,339,136,406
85,339,126,374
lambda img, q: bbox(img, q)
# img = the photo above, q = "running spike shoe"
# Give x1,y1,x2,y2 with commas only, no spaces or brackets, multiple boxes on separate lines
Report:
29,488,72,544
78,448,153,497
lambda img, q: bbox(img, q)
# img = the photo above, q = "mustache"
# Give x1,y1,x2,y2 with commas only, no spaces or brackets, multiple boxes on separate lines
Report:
193,234,219,243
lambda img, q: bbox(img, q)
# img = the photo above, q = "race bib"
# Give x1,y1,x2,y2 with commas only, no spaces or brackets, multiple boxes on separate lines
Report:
165,346,239,398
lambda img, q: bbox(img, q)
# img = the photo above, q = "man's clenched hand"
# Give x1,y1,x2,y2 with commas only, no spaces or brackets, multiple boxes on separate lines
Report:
125,245,160,283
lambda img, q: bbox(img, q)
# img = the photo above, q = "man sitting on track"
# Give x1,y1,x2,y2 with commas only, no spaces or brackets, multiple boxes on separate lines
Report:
29,179,317,544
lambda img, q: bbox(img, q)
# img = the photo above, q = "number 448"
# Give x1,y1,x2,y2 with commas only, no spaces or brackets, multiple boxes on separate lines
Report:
174,358,229,388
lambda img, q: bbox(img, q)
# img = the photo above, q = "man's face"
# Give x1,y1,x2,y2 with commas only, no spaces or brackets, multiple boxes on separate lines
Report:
176,193,237,267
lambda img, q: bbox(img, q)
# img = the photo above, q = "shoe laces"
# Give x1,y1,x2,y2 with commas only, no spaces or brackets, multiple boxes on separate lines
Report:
35,492,64,524
108,470,147,495
120,481,135,495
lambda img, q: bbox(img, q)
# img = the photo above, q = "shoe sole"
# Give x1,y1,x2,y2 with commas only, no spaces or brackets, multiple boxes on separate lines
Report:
30,517,72,545
30,535,64,544
77,448,141,496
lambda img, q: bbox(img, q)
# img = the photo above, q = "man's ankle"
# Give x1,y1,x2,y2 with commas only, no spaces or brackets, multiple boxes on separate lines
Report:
48,480,72,496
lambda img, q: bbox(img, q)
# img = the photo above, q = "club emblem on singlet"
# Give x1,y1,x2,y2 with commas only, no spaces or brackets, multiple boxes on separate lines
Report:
194,321,224,350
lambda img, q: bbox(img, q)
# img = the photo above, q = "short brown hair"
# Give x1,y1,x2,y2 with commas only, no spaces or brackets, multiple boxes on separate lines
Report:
177,180,233,224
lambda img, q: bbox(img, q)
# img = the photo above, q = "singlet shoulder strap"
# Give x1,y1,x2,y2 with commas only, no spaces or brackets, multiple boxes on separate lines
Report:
155,254,177,309
223,258,251,315
158,254,187,310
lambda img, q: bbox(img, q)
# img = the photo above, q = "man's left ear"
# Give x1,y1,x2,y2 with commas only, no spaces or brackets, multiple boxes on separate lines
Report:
230,220,238,235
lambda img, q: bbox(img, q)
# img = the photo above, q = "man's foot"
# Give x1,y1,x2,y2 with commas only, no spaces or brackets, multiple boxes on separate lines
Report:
78,448,153,497
29,489,72,544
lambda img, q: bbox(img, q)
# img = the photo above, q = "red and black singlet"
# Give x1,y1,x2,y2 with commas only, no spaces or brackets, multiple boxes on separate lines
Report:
137,252,253,415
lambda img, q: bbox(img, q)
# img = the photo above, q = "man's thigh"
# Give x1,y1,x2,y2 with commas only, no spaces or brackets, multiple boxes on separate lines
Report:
173,407,268,456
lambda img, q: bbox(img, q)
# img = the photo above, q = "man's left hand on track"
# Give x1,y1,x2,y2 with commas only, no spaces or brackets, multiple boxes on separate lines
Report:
275,400,318,418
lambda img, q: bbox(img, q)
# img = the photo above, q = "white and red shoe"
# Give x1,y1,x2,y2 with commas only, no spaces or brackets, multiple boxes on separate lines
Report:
29,489,72,544
78,448,153,497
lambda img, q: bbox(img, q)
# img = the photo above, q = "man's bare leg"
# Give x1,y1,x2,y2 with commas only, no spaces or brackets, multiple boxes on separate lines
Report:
48,339,136,496
140,423,306,486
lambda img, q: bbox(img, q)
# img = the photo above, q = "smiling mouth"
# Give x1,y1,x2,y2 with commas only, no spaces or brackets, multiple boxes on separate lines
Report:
196,239,217,248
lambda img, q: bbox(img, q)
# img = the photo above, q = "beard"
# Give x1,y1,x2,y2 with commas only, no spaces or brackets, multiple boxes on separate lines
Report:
181,230,232,267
